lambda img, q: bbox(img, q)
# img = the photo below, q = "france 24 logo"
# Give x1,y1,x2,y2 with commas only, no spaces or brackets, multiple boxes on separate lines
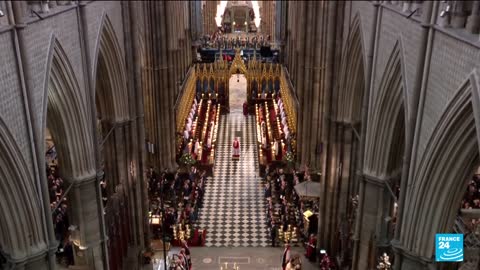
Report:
435,234,463,262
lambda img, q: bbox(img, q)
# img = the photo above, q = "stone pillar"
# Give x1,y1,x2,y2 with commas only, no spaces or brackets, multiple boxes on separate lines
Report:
392,2,435,270
466,1,480,33
8,1,57,269
165,1,178,169
352,174,385,270
451,0,467,28
316,0,344,253
157,1,170,169
203,0,218,36
391,243,433,270
125,2,150,259
68,174,105,270
351,2,381,269
129,1,150,251
77,2,111,268
304,0,318,167
293,1,308,166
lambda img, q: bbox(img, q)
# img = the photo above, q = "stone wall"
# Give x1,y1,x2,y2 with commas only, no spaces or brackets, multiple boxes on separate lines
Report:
0,1,181,268
284,1,480,269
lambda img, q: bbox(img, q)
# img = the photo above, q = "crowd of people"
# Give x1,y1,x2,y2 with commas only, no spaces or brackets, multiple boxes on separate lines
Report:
147,166,206,246
264,166,319,258
46,146,74,266
461,174,480,209
255,94,292,163
181,98,219,165
459,174,480,237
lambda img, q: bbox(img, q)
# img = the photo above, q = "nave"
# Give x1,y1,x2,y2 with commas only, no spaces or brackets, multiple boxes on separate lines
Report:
197,112,270,247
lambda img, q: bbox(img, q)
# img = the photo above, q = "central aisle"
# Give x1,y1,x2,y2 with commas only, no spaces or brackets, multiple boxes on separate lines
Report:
197,112,269,247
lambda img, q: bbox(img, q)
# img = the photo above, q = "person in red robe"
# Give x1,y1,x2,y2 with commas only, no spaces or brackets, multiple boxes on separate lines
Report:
305,234,316,261
232,137,240,160
243,101,248,116
282,243,291,270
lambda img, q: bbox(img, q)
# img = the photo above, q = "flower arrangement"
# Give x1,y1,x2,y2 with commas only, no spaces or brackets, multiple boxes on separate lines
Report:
285,151,295,163
180,153,196,166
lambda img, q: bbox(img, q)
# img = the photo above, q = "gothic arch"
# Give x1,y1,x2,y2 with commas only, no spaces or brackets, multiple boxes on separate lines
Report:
42,36,95,180
229,49,248,75
400,73,480,259
336,14,367,124
92,13,129,122
0,118,46,260
364,41,408,176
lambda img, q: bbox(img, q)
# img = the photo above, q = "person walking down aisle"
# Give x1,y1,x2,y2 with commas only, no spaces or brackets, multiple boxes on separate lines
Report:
282,243,291,270
286,254,302,270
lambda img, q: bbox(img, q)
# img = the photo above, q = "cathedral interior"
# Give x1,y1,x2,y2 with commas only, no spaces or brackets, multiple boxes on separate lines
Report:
1,1,480,270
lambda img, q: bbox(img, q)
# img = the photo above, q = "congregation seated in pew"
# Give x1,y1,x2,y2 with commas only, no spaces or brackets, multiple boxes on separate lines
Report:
255,92,292,165
264,166,318,249
147,166,207,247
179,97,220,166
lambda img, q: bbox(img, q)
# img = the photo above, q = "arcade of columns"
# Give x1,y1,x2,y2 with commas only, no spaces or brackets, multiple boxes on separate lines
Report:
285,1,352,258
142,1,193,170
261,0,276,40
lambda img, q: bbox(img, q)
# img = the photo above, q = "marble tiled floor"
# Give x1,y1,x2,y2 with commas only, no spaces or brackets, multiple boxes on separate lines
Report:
197,112,269,247
228,74,247,112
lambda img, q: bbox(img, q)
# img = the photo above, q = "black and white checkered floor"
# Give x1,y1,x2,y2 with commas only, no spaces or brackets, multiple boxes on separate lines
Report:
197,112,270,247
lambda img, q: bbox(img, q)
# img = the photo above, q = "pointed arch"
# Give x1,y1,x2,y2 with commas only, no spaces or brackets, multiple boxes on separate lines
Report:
0,118,46,260
92,13,129,122
364,41,407,176
229,49,248,75
400,74,480,258
42,36,95,180
336,14,367,124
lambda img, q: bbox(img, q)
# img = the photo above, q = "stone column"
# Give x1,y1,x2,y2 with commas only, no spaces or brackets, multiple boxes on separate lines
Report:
466,1,480,34
68,174,105,270
451,0,467,28
352,174,385,270
203,0,218,35
8,1,54,268
390,3,436,270
129,1,150,251
157,1,171,169
311,0,344,254
166,1,178,169
145,1,162,169
78,1,111,268
306,0,320,167
292,1,308,166
352,1,381,269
